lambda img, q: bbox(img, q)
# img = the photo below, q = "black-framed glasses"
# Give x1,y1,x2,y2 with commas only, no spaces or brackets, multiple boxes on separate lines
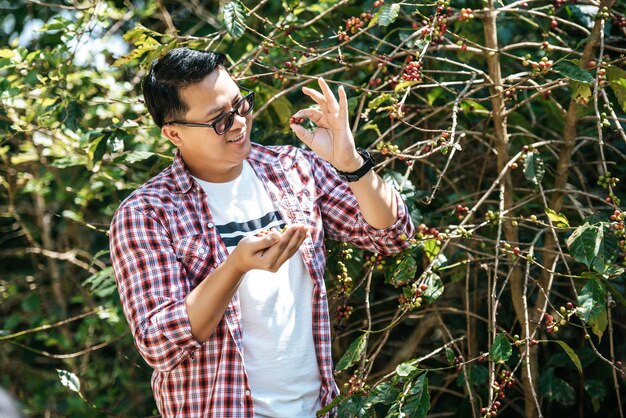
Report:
164,86,254,135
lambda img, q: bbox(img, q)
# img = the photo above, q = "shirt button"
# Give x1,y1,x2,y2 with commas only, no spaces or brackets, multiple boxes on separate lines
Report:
213,262,218,268
207,222,215,228
245,390,251,396
198,247,206,255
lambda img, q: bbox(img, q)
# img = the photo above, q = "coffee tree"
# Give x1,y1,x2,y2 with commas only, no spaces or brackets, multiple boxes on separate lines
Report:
1,0,625,416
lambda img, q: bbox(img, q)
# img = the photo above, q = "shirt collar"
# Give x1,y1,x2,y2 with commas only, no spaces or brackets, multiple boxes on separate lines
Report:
171,150,194,194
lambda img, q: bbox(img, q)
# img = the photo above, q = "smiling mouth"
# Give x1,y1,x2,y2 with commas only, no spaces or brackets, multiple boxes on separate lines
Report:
227,132,245,143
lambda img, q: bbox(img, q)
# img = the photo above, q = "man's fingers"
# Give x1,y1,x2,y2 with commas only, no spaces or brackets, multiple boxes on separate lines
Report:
317,77,340,114
338,85,349,124
301,87,328,111
292,108,324,123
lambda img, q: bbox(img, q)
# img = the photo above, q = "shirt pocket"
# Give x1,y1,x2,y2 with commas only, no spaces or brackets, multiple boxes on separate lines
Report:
173,235,212,288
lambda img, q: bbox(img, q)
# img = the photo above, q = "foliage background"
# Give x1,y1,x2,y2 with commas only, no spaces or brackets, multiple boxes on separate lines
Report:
1,0,625,416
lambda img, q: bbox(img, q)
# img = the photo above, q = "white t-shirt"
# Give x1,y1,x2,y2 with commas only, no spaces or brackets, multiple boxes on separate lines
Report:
194,160,322,418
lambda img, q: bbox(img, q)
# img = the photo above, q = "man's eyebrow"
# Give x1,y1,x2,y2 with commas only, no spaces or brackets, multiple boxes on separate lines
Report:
205,93,243,118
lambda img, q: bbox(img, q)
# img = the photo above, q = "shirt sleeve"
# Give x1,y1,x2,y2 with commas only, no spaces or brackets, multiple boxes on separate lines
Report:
109,205,202,372
305,150,415,255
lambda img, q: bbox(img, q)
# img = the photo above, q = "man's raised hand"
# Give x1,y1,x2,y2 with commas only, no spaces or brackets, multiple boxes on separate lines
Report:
289,77,364,173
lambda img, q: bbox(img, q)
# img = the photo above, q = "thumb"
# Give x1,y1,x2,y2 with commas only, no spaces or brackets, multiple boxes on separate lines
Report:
290,123,314,148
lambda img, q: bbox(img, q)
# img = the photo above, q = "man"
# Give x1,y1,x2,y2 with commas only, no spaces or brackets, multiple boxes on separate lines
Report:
109,47,414,417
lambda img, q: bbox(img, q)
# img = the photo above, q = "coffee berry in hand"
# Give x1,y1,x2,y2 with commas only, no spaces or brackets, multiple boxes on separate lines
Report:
289,116,305,125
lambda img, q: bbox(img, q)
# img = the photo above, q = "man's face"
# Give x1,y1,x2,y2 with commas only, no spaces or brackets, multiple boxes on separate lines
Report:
162,67,253,182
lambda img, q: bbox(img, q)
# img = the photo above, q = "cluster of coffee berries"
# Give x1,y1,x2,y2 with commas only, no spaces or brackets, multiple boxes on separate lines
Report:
492,370,515,401
335,304,354,319
480,400,503,417
600,111,612,128
503,87,518,101
431,15,449,43
416,223,441,240
485,210,500,225
368,77,382,86
559,302,577,323
388,103,404,120
365,254,386,270
610,210,625,239
376,140,400,155
543,312,559,333
459,8,474,21
531,56,554,74
283,58,299,75
455,204,469,220
614,16,626,28
334,260,353,290
345,16,364,35
337,30,350,42
402,57,423,82
605,192,621,206
550,19,559,29
398,282,428,310
373,0,384,8
596,6,610,20
343,370,370,396
289,116,305,125
435,0,449,15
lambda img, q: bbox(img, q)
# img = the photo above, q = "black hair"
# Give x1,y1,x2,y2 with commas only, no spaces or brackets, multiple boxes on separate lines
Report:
142,47,227,128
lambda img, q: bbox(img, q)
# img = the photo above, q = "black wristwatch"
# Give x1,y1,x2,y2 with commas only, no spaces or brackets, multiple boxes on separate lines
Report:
335,148,375,182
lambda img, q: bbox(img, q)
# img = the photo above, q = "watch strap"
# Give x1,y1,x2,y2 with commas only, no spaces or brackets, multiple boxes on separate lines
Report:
335,148,374,182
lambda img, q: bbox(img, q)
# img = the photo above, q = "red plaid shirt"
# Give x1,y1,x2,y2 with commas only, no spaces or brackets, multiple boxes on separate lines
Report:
109,143,414,417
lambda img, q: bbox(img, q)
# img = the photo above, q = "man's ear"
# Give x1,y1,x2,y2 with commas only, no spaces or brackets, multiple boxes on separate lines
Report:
162,125,183,147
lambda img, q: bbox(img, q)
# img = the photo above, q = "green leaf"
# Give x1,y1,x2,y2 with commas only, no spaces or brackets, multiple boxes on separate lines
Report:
335,334,367,371
57,369,80,393
316,394,346,417
124,150,155,164
422,273,444,302
0,49,14,59
445,348,455,366
583,379,606,400
426,87,444,105
223,1,246,40
607,67,626,112
337,395,368,417
577,277,605,322
396,362,417,377
571,80,592,105
552,340,582,374
539,368,576,405
422,239,440,261
523,151,545,185
545,208,569,228
588,309,608,341
368,93,396,110
377,3,401,27
553,61,594,84
385,253,417,287
489,333,512,364
366,381,401,406
599,277,626,307
394,80,420,92
456,364,489,387
402,373,430,418
577,277,607,341
566,223,610,272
